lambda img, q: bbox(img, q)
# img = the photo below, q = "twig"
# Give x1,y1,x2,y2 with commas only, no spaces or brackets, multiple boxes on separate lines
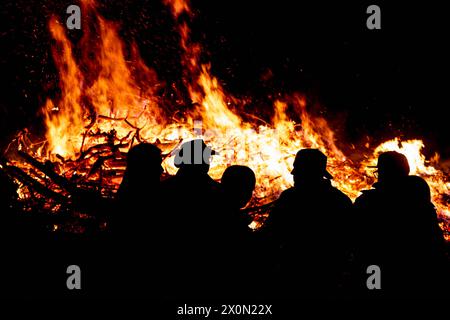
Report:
3,164,68,204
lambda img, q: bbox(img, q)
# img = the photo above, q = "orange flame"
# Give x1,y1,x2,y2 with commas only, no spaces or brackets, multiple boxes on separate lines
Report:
164,0,191,18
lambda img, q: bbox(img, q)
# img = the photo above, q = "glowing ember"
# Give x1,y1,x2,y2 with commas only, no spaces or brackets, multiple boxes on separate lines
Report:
3,0,449,240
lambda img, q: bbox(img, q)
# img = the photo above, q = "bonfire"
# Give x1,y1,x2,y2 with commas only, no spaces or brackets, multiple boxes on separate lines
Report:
1,0,449,239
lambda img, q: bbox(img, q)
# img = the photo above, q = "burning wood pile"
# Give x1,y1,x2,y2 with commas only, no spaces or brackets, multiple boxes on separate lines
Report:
1,0,449,239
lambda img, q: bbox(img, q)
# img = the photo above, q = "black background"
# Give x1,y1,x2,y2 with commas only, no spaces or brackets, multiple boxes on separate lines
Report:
1,1,449,158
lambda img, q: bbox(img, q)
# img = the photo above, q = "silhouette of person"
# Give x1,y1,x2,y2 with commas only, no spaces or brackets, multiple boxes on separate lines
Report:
117,143,163,205
403,175,445,248
162,139,221,232
263,148,353,298
108,143,164,298
217,165,256,297
114,143,164,237
355,151,447,297
160,139,222,298
220,165,255,232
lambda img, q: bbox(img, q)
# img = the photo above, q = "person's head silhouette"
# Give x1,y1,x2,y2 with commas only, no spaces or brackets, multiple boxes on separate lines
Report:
291,149,332,185
174,139,216,175
221,165,256,209
405,175,431,203
124,143,163,186
373,151,410,184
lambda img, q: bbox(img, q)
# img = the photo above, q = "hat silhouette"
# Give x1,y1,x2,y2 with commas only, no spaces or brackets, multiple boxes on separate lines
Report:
370,151,410,177
292,148,332,179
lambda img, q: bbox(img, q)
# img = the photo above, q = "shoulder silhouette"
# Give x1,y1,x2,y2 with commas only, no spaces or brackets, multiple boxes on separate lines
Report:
219,165,256,241
215,165,257,298
264,148,352,297
113,143,164,235
117,143,163,204
267,149,352,236
355,151,412,243
160,139,223,298
221,165,256,210
355,151,447,297
107,143,164,297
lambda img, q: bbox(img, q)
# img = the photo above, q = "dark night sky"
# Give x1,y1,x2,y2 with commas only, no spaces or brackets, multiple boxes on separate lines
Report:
1,1,449,157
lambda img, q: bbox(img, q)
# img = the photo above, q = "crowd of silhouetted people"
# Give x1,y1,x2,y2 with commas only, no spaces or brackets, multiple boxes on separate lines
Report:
0,139,449,299
107,139,449,299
